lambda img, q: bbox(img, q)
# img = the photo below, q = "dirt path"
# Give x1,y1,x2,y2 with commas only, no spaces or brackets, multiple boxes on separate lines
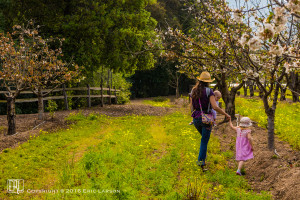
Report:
213,115,300,200
0,97,299,199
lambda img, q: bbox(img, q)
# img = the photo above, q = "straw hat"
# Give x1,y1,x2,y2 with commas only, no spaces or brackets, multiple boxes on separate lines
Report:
239,117,252,127
197,71,215,82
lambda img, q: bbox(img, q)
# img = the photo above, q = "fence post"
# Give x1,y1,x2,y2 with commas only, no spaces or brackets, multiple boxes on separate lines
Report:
87,84,91,108
114,86,117,104
108,69,111,105
63,84,68,110
100,66,104,107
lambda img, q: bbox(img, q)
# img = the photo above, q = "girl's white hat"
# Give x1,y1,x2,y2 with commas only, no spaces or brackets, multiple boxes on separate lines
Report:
240,117,252,127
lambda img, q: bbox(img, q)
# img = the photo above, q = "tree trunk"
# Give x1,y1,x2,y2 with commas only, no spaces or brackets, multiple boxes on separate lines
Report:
261,93,276,150
243,83,247,96
7,96,16,135
259,90,263,98
175,74,180,98
288,72,299,102
37,88,44,120
175,86,179,99
217,73,240,120
249,81,254,97
280,86,286,101
225,92,236,119
266,108,275,150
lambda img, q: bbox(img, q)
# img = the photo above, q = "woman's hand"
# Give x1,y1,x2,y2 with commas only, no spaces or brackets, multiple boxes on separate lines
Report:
225,113,231,121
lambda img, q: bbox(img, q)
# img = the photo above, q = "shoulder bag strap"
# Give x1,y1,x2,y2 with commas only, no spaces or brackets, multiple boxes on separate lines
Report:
198,98,204,114
206,87,211,113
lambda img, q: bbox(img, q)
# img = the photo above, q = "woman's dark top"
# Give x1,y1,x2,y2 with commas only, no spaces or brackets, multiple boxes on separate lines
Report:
191,87,215,118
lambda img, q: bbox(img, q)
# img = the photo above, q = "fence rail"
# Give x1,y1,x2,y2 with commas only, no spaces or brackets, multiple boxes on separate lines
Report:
0,85,121,108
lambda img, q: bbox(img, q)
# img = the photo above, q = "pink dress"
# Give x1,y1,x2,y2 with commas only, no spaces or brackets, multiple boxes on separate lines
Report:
236,128,254,161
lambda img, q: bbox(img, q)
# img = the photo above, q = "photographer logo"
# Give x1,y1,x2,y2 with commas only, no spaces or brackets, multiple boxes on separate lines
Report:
7,179,24,194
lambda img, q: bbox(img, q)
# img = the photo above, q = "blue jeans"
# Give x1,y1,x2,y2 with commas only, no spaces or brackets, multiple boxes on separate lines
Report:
193,117,212,165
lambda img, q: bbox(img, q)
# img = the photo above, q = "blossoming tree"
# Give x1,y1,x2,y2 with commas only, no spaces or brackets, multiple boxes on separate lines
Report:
13,23,81,120
0,32,29,135
157,0,246,119
231,0,300,150
157,0,299,150
0,22,80,135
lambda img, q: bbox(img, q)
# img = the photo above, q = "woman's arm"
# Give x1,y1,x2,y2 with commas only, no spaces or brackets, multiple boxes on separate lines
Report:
189,97,194,112
247,132,254,151
229,118,237,131
209,95,230,120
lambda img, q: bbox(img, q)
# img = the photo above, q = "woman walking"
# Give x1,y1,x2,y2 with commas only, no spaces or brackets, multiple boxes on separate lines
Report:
190,71,230,171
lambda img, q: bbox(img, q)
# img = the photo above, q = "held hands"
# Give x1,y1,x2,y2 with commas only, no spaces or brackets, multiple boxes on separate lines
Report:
225,113,231,121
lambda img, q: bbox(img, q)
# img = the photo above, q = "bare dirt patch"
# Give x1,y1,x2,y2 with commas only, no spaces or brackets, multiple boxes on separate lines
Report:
214,115,300,200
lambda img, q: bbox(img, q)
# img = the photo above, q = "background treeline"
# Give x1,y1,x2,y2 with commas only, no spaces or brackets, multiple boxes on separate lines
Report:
0,0,195,114
131,0,195,98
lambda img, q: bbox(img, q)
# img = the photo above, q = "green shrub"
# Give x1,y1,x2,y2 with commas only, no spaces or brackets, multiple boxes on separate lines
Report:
46,100,58,119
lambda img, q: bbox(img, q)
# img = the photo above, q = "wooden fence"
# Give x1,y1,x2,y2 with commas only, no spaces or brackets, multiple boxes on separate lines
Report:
0,85,120,109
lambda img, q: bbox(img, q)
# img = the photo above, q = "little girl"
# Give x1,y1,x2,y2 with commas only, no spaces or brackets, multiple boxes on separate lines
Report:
229,117,254,175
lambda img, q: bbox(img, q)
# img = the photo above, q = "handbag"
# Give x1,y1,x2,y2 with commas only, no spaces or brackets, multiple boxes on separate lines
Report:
198,98,214,125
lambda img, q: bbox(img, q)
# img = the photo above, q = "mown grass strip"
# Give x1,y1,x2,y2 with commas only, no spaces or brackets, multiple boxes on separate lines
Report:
43,111,271,199
235,97,300,149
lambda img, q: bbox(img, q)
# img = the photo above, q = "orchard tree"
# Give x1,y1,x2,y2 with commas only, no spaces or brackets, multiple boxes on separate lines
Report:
156,0,246,119
0,22,80,135
12,23,81,120
0,29,31,135
157,0,300,150
230,0,300,150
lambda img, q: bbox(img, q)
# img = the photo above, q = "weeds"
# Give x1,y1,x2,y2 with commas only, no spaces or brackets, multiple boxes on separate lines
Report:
0,112,272,199
235,97,300,149
143,98,173,107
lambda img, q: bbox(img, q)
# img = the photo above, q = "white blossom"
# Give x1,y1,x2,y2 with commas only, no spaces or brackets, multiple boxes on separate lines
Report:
258,24,275,40
288,47,297,56
274,24,286,33
248,37,262,51
233,12,243,23
269,45,284,56
286,0,300,14
274,15,288,26
274,7,285,16
238,33,248,47
284,62,290,73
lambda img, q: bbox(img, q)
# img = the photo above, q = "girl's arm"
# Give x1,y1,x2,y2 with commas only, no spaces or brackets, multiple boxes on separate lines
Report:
229,118,237,131
247,132,254,151
209,96,230,120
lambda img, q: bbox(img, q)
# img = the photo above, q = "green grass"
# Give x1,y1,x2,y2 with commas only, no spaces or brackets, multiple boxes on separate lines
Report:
0,111,271,199
143,98,173,107
235,97,300,149
236,88,294,101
